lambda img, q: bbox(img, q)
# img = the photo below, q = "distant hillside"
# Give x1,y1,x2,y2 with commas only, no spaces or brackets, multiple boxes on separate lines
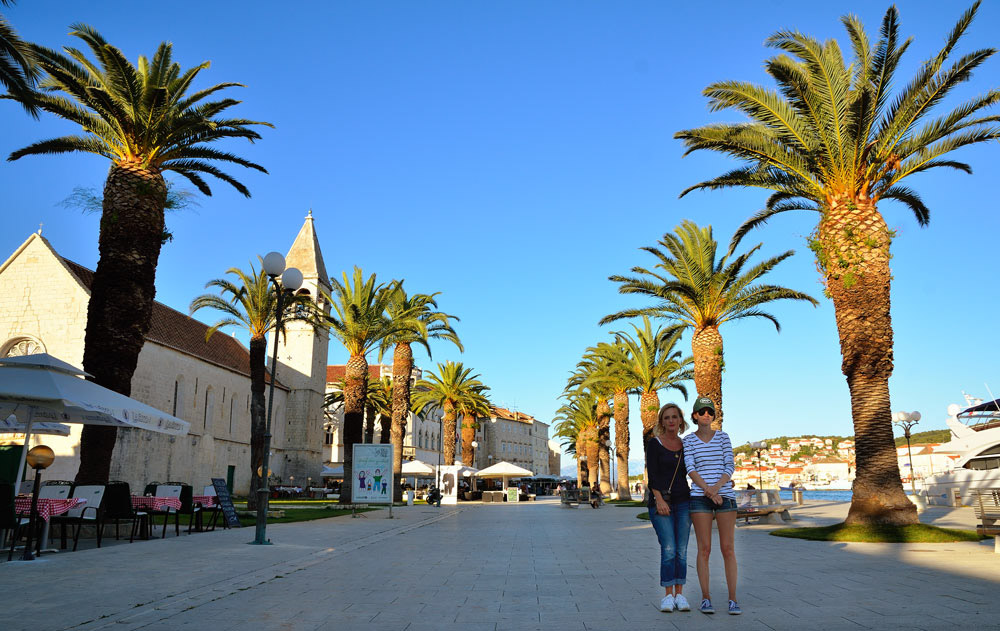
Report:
894,429,951,446
733,434,852,457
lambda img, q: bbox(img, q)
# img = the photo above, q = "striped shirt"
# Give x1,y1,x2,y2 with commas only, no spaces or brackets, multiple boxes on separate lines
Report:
682,430,735,499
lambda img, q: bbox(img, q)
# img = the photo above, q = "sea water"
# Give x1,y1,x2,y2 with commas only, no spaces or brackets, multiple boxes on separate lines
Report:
777,489,918,503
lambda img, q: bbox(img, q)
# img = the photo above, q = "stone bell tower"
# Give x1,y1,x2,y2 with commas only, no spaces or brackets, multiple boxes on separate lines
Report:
272,211,331,483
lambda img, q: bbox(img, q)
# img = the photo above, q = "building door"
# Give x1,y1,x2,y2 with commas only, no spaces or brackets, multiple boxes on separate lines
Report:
226,465,236,494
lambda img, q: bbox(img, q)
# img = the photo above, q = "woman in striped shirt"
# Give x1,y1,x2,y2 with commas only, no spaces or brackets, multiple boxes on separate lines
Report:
682,396,741,615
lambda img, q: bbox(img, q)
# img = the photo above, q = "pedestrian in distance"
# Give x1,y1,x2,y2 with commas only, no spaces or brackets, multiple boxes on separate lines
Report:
646,402,692,613
683,397,741,615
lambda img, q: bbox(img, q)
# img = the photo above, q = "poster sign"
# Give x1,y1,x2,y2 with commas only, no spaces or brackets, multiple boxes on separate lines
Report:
507,487,519,503
352,444,393,505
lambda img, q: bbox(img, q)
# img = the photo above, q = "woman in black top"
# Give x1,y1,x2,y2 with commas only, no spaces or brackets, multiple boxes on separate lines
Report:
645,402,693,613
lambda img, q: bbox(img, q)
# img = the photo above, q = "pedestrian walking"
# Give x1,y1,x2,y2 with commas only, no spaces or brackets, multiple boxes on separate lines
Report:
682,396,740,615
646,402,692,613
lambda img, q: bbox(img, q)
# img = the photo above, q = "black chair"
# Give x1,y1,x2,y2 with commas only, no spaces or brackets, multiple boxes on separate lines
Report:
166,482,200,534
144,484,188,537
51,484,106,551
102,482,149,542
2,483,34,560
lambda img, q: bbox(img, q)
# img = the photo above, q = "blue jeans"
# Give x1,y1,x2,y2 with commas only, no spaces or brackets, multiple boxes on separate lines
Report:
648,500,691,587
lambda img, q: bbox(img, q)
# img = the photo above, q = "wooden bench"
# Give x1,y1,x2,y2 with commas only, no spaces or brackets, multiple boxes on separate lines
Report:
735,490,796,525
560,489,579,508
971,488,1000,535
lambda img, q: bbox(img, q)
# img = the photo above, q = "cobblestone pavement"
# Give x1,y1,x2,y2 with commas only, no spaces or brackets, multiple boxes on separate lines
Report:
2,498,997,631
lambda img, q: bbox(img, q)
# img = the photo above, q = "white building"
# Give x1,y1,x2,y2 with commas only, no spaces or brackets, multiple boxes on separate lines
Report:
0,216,331,494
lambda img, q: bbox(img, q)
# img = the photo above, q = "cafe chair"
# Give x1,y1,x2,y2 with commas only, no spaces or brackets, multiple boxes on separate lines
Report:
102,482,150,542
2,483,37,561
51,485,105,551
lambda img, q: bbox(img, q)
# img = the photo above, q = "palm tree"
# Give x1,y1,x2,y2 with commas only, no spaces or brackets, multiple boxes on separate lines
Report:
412,361,487,467
674,3,999,524
553,392,598,488
324,376,394,444
189,262,311,510
611,317,694,443
0,0,38,116
584,340,634,498
456,382,491,468
7,26,271,483
570,358,614,495
324,268,411,503
602,221,816,429
380,285,462,500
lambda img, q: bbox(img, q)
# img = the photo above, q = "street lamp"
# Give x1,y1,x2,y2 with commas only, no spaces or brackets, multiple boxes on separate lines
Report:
749,441,766,489
604,439,616,494
252,251,302,546
893,411,921,494
471,440,478,468
22,445,55,561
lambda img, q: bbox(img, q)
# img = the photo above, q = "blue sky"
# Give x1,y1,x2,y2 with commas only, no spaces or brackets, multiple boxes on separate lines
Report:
2,1,998,465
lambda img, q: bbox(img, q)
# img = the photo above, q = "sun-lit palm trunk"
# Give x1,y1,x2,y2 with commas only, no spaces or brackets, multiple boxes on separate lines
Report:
576,436,587,487
613,391,630,499
442,399,457,465
340,353,368,504
692,325,724,429
596,399,612,494
460,415,476,466
819,198,915,525
247,335,267,510
639,390,660,444
584,425,600,488
76,164,167,484
390,343,412,501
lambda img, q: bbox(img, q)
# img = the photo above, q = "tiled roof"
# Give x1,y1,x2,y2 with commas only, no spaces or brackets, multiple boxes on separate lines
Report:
326,364,390,384
61,258,284,388
491,406,536,423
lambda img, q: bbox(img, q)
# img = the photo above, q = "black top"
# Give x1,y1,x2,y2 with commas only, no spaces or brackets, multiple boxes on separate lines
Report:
645,436,690,505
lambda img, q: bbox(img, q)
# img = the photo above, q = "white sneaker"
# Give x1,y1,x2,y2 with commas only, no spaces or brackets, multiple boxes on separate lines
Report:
659,595,675,612
674,594,690,611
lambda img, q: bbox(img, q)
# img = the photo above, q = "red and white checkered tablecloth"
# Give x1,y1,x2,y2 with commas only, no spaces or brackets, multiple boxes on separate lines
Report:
192,495,216,507
14,498,85,522
131,496,182,511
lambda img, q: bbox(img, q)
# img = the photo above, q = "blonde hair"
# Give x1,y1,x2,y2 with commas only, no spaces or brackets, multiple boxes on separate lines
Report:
655,402,687,435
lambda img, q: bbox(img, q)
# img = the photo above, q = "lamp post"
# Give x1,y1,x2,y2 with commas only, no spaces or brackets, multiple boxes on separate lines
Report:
893,411,921,494
749,441,766,489
471,440,478,468
252,251,302,546
22,445,55,561
604,439,616,495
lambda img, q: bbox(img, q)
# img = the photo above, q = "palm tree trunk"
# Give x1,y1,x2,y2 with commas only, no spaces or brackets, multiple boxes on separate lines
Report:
390,343,412,502
461,414,476,466
77,164,167,484
576,436,587,487
585,426,600,488
442,399,457,465
596,399,612,495
378,413,390,444
247,335,267,511
639,390,660,444
364,405,375,443
692,325,724,430
614,391,630,499
340,353,368,504
820,198,916,526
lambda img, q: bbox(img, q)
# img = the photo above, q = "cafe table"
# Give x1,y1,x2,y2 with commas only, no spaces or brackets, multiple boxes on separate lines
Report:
14,496,86,553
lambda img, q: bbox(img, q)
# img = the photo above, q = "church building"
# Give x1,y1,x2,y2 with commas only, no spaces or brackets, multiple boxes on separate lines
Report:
0,214,330,495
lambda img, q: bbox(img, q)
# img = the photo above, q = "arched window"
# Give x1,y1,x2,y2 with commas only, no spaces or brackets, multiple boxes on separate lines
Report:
2,336,44,357
172,376,185,418
203,387,215,430
229,394,236,434
295,288,311,316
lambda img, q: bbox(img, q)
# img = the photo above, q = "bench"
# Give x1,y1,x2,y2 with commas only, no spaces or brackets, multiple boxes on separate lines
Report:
735,489,796,525
560,489,579,508
971,488,1000,536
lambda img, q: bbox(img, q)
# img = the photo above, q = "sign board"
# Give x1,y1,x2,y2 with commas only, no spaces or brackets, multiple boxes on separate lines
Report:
352,444,393,505
507,487,519,503
211,477,241,528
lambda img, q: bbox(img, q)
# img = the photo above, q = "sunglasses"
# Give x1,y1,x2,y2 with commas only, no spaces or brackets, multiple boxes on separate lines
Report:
695,408,715,416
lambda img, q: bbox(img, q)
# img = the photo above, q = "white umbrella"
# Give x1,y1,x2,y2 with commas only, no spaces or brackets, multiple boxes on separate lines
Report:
401,459,435,476
2,414,71,436
321,465,344,478
475,461,533,490
0,353,190,491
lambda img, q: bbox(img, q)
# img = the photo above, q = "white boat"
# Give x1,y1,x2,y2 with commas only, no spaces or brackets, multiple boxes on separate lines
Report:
811,478,853,491
921,394,1000,506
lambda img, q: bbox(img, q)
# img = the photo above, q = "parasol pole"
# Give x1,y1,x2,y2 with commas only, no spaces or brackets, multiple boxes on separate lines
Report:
13,406,34,493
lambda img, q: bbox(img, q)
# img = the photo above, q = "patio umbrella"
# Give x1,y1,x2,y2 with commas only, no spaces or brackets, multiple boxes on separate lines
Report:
474,461,533,490
401,459,435,476
0,353,190,491
321,465,344,478
2,414,71,436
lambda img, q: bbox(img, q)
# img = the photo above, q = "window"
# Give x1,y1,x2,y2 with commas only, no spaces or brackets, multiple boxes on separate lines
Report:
203,387,215,429
172,377,184,417
229,395,236,433
1,336,44,357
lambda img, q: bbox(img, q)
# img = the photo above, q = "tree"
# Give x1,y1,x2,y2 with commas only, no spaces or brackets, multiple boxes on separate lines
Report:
582,340,634,498
610,317,694,443
456,381,491,468
571,353,615,495
674,3,999,524
602,221,815,429
189,262,311,510
380,285,462,501
8,25,270,483
412,361,487,467
553,392,598,488
0,0,38,116
324,268,411,503
324,376,393,445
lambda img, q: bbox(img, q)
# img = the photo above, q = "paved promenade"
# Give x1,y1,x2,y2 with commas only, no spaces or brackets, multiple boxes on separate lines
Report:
2,498,998,631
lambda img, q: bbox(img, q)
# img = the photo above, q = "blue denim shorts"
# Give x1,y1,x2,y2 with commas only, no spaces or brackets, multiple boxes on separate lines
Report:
689,496,737,514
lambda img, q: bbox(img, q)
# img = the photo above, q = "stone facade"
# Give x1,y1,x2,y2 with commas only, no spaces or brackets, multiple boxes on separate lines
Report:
0,217,330,495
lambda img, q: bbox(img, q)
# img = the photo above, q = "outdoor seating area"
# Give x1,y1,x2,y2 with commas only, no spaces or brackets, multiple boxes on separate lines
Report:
972,488,1000,536
2,478,229,561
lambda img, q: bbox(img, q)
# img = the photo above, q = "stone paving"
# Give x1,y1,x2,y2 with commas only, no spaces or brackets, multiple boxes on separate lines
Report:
2,498,998,631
